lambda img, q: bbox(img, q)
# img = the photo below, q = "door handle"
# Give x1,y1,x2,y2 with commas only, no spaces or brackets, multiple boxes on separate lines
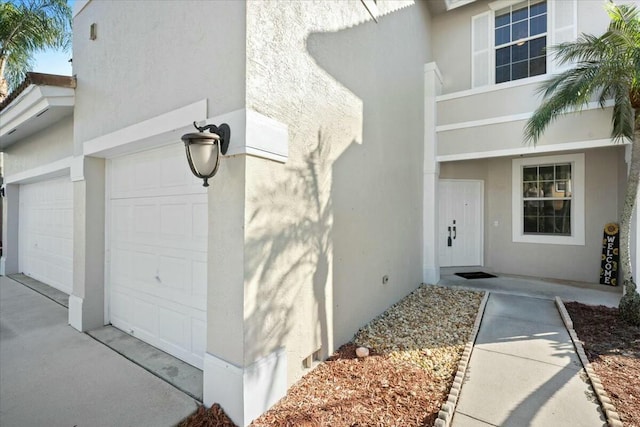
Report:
447,226,452,247
453,226,457,239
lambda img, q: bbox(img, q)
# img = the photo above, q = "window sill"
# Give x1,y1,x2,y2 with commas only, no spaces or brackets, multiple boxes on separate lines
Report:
513,234,585,246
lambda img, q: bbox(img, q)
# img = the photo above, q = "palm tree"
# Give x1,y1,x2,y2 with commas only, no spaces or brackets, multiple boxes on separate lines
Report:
0,0,71,101
524,2,640,325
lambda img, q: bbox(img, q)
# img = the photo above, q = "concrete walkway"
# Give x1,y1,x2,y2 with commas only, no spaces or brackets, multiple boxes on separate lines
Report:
451,293,607,427
0,276,198,427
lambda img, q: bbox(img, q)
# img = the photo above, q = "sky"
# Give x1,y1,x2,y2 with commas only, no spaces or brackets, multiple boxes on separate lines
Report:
31,0,74,76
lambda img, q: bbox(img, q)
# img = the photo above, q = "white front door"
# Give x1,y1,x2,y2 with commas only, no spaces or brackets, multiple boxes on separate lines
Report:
439,180,483,267
107,144,208,369
18,177,74,294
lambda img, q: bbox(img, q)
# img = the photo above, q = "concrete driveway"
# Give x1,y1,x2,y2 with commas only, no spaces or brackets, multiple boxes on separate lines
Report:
0,276,198,427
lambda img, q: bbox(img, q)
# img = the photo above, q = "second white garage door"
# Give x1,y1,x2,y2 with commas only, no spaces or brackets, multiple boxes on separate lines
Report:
107,144,208,369
19,176,74,294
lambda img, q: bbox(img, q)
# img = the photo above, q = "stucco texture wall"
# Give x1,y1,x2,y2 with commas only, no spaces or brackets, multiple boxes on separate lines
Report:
440,146,626,283
72,0,246,148
243,0,432,384
3,116,73,178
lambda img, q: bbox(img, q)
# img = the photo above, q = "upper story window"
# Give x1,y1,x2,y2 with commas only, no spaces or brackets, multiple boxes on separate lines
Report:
495,1,547,84
471,0,576,89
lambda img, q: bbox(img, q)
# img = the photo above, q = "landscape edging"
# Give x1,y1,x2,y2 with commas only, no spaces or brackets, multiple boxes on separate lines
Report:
554,297,624,427
434,291,489,427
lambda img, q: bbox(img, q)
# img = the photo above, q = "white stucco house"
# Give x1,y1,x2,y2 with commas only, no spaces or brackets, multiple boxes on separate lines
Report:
0,0,636,425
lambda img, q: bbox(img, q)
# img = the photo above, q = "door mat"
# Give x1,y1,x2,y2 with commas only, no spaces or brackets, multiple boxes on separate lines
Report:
455,272,497,279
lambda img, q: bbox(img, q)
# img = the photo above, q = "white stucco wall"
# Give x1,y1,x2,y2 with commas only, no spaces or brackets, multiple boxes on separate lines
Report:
243,0,432,385
3,116,73,178
440,146,625,283
437,106,615,158
72,0,246,149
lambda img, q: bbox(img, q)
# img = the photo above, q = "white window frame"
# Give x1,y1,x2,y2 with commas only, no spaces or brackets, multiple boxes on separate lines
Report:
493,0,548,84
471,0,577,88
512,153,585,245
490,0,549,85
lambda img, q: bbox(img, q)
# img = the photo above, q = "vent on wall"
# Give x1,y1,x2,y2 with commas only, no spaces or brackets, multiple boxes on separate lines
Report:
302,348,322,369
36,108,48,117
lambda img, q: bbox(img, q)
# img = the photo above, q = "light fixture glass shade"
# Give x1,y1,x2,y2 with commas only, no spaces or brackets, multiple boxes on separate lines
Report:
182,132,221,187
189,139,219,175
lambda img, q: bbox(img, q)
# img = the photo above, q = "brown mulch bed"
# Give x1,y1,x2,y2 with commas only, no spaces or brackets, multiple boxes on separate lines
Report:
179,286,483,427
252,343,445,427
565,302,640,427
179,344,446,427
178,404,237,427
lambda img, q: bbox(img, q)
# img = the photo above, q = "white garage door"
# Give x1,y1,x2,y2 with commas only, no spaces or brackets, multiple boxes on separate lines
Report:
19,177,74,294
108,144,208,369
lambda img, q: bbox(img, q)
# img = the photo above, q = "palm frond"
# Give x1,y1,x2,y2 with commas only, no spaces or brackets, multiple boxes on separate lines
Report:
0,0,71,91
611,83,635,142
525,1,639,146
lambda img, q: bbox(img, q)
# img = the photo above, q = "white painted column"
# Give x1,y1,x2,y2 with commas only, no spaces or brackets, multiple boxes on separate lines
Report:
423,62,443,284
202,156,287,427
69,156,106,331
1,184,20,275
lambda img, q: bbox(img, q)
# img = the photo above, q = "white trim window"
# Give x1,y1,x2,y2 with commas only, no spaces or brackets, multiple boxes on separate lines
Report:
495,0,547,84
472,0,577,88
512,153,585,245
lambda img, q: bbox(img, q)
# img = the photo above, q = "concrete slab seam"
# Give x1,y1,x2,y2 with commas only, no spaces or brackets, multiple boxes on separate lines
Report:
554,297,623,427
7,274,69,308
435,291,489,427
83,331,202,403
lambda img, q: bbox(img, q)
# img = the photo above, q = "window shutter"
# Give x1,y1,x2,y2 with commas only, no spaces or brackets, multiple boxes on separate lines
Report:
550,0,577,72
472,11,491,88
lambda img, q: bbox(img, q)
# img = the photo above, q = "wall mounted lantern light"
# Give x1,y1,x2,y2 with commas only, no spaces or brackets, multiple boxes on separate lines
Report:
181,122,231,187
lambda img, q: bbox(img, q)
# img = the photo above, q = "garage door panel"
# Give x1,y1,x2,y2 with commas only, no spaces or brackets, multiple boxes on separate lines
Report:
19,177,73,295
111,145,203,200
160,204,187,236
133,203,159,235
133,162,159,193
111,277,206,313
133,257,158,284
108,144,207,369
111,285,205,368
110,290,133,328
133,298,158,337
158,255,189,290
160,154,189,189
158,307,190,349
113,196,205,251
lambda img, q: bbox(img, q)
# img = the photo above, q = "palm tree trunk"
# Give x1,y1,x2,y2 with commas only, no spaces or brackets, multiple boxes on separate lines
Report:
619,110,640,325
0,56,8,103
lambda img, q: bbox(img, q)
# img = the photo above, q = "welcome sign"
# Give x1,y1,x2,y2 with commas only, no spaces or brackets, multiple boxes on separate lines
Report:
600,223,619,286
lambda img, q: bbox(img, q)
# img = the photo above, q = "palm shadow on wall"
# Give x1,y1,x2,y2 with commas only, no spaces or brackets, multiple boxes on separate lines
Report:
304,3,430,344
243,130,333,393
